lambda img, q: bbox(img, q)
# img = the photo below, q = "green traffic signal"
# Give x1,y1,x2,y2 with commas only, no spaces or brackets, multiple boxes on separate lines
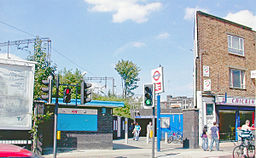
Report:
145,99,152,105
143,84,154,108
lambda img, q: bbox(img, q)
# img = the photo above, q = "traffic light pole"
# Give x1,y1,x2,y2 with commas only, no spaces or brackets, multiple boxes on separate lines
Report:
53,75,59,158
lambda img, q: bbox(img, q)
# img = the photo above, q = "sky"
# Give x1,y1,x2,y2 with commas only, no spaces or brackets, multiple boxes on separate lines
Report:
0,0,255,100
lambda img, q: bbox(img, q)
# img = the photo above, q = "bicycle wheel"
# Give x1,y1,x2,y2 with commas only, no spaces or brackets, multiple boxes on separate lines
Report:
248,145,255,158
177,135,183,144
233,145,244,158
167,136,174,144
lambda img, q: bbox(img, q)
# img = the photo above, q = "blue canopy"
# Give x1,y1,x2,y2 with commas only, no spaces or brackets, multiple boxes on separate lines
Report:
51,98,124,108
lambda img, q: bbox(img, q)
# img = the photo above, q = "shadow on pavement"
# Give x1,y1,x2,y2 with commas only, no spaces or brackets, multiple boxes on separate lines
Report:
157,153,179,158
113,143,141,150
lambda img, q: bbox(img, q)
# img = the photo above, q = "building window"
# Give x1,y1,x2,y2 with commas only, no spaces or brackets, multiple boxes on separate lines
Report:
228,35,244,56
230,69,245,89
206,104,213,115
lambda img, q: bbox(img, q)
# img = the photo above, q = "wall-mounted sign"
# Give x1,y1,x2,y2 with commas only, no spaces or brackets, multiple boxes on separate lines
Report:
216,96,255,106
57,108,98,131
160,117,170,128
58,108,97,115
251,70,256,79
151,67,164,94
204,79,211,91
203,65,210,77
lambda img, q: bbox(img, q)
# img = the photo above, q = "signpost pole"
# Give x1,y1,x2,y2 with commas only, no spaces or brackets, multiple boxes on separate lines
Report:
157,94,161,152
152,106,155,158
53,75,59,158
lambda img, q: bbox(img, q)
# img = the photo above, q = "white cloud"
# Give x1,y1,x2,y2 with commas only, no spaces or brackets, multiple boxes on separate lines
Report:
113,41,146,57
184,7,208,21
156,32,169,39
224,10,256,31
84,0,162,23
132,42,145,48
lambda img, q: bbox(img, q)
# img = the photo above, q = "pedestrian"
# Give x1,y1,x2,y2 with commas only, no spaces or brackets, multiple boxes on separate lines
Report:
209,122,219,151
201,125,208,151
240,120,254,157
146,122,153,144
129,122,135,139
241,120,252,131
133,122,141,141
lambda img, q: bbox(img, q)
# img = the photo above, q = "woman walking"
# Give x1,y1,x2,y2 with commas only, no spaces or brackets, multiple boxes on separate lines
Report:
201,125,208,151
133,122,141,141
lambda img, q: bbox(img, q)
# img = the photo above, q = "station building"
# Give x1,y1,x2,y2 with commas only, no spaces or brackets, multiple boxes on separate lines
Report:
194,11,256,141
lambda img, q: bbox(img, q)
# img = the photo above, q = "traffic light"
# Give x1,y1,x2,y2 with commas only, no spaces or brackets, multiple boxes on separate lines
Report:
41,76,53,103
63,87,71,103
143,84,154,109
81,80,92,104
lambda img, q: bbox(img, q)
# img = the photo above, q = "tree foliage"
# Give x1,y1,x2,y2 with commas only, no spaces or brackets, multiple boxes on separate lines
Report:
27,37,56,99
115,60,140,98
93,94,132,118
56,68,83,99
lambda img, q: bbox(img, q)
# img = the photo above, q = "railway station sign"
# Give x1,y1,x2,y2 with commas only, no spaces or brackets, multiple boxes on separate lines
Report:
151,67,164,94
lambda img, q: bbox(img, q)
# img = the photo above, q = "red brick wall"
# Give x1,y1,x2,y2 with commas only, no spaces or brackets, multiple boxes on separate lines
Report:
196,12,256,97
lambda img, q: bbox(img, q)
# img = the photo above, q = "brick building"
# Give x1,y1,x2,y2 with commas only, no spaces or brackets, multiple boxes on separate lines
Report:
194,11,256,141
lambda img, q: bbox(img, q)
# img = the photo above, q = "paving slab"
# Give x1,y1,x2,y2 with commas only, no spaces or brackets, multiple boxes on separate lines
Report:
43,137,235,158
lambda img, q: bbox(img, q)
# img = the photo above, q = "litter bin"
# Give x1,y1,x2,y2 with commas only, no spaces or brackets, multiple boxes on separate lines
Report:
183,138,189,148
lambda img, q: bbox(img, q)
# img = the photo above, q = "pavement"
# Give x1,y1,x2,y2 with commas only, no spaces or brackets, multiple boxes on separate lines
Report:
43,137,236,158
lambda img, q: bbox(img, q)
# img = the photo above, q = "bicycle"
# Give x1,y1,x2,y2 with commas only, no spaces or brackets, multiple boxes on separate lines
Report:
167,132,183,144
232,130,255,158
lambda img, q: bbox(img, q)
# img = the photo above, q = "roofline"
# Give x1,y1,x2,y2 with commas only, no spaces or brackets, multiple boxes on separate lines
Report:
196,11,254,32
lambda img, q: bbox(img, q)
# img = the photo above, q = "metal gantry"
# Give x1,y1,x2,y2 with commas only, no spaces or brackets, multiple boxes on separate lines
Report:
0,37,51,60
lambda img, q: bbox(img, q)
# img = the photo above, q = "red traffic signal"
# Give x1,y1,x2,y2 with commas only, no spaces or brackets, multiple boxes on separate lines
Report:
63,87,71,103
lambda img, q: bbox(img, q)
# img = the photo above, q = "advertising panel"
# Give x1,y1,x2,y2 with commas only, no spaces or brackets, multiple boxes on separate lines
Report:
0,58,35,130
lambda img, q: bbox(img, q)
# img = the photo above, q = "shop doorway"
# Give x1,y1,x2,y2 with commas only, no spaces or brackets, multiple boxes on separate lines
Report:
219,110,236,141
135,118,156,137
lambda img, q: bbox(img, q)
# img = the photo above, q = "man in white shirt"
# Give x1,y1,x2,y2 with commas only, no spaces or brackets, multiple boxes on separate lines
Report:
146,122,152,144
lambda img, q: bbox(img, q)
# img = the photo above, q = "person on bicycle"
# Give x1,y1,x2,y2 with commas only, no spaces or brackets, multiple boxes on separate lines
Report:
209,122,219,151
201,125,208,151
240,120,254,157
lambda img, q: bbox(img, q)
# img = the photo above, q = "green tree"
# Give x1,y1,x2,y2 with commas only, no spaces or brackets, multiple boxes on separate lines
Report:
115,60,140,98
27,37,56,99
93,94,132,118
57,68,83,99
27,37,56,153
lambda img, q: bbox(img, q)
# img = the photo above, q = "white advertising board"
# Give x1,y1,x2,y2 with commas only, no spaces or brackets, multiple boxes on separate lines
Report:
0,57,35,130
203,65,209,77
251,70,256,79
151,67,164,93
160,117,170,128
203,79,211,91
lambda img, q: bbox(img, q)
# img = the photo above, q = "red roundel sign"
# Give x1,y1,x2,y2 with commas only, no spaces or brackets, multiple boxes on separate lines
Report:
153,71,160,81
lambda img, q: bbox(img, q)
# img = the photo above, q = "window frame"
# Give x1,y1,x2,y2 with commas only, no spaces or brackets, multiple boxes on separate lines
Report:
227,35,244,56
229,68,245,89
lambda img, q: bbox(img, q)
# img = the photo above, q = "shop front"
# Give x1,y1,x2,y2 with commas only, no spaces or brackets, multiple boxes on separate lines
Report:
215,96,255,141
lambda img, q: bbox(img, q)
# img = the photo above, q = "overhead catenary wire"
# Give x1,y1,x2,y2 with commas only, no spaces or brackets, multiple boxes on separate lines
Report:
0,19,93,75
52,48,94,75
0,20,36,37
